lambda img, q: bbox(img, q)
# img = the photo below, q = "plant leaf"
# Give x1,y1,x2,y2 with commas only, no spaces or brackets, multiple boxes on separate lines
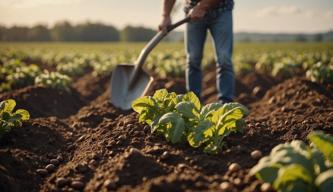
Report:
200,103,223,119
315,169,333,192
311,148,328,175
273,164,313,192
131,96,155,114
308,131,333,162
182,92,201,111
270,145,314,175
15,109,30,121
2,99,16,113
187,120,211,148
153,89,168,101
159,112,185,144
223,102,249,116
217,108,244,136
175,101,196,119
250,156,280,183
203,139,222,154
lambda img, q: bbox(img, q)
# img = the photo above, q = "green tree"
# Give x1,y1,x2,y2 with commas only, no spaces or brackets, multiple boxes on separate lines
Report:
28,24,51,41
313,33,323,42
0,25,6,41
51,21,76,41
2,26,29,41
295,34,307,42
121,26,156,42
76,22,119,41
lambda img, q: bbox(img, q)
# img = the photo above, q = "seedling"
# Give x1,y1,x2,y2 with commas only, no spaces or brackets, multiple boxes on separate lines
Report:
35,71,71,91
250,131,333,192
0,99,30,138
132,89,249,154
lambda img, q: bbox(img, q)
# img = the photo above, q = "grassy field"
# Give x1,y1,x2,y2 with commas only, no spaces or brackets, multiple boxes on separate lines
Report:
1,42,332,53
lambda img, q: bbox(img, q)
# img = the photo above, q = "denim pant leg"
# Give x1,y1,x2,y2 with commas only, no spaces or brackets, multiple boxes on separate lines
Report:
209,10,235,102
185,20,208,100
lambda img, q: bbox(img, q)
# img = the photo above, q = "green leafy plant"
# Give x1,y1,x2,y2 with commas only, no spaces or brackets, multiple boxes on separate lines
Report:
132,89,249,154
56,57,90,76
272,58,302,79
35,70,71,91
0,59,41,92
250,131,333,192
306,62,333,84
0,99,30,138
6,64,41,89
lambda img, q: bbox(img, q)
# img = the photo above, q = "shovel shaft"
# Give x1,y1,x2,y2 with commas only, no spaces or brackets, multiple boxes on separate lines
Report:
128,16,191,88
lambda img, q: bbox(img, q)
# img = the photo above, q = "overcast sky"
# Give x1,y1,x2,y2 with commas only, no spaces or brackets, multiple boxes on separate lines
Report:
0,0,333,33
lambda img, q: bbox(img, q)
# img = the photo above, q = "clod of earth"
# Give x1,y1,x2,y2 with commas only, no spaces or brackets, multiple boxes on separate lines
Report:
228,163,241,172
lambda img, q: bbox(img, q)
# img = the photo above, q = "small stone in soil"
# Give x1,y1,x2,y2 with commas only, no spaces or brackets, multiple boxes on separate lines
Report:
261,182,273,192
228,163,240,172
76,163,89,173
178,163,186,169
129,147,142,155
71,181,85,190
50,159,59,165
117,135,126,140
77,135,85,142
45,164,56,172
89,159,98,167
143,125,150,133
251,150,263,160
36,169,48,176
220,181,233,191
252,86,262,96
56,155,64,162
56,177,68,188
126,123,134,128
103,179,115,189
160,151,169,160
233,178,242,186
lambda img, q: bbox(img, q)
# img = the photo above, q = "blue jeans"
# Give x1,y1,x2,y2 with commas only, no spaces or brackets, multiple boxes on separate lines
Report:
185,10,234,103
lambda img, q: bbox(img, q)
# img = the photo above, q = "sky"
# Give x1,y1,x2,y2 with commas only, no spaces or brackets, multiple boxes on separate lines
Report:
0,0,333,33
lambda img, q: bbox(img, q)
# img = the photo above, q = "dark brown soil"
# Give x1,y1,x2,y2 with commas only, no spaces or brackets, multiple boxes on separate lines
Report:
0,66,332,192
0,86,85,118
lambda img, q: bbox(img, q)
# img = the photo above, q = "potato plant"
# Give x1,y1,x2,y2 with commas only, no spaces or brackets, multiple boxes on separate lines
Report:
56,57,90,76
132,89,249,154
0,99,30,138
6,64,41,89
0,59,41,92
250,131,333,192
35,71,71,91
306,62,333,84
1,43,332,92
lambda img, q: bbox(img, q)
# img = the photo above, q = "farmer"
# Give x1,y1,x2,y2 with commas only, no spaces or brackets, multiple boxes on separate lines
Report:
159,0,234,104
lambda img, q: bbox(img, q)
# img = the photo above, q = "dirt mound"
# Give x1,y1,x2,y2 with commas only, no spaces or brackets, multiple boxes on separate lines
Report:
36,94,262,191
1,70,332,192
202,70,277,105
73,73,110,101
0,117,73,192
0,85,85,118
146,78,187,96
247,77,333,141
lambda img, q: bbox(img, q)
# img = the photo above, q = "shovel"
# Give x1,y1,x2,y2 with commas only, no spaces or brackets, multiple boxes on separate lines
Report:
110,16,191,110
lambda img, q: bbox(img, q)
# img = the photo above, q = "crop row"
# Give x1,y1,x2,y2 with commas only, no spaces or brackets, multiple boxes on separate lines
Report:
0,44,332,92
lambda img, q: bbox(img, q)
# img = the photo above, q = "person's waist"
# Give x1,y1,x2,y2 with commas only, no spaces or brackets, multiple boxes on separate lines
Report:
184,4,234,13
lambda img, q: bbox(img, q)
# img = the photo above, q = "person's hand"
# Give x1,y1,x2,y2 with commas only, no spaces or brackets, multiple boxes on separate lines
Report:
189,4,208,21
158,16,172,31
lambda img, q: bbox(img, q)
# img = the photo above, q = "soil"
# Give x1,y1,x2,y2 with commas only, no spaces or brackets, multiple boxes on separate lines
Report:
0,66,332,192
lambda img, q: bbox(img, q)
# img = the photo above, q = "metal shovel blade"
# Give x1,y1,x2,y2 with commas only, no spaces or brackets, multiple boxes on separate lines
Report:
110,64,153,110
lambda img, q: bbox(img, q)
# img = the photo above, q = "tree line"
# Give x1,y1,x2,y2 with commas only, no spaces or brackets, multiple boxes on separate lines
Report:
0,21,157,42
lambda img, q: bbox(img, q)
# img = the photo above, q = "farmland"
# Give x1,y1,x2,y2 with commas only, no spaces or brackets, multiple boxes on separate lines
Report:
0,42,333,192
